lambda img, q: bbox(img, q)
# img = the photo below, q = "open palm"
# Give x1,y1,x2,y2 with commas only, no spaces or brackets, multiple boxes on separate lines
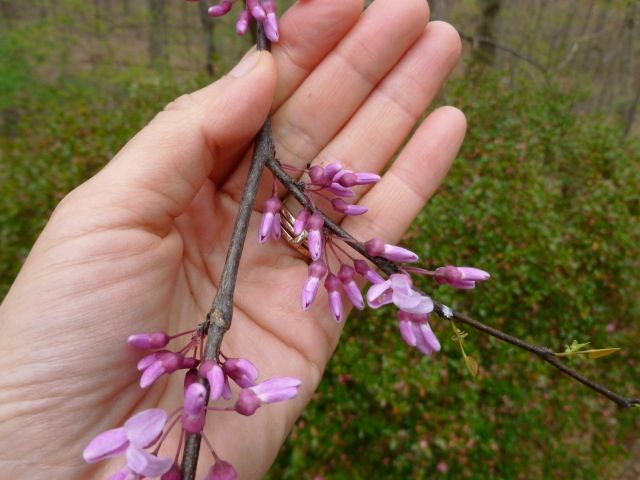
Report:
0,1,465,478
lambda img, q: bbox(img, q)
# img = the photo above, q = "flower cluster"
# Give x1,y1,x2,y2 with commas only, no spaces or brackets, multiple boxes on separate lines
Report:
189,0,280,42
83,330,301,479
259,161,490,356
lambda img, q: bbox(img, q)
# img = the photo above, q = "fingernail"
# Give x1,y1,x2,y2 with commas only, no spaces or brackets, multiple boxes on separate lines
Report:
230,51,260,78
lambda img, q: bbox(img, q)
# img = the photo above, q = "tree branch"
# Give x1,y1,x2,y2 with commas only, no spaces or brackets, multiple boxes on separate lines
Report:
180,24,272,480
266,157,640,409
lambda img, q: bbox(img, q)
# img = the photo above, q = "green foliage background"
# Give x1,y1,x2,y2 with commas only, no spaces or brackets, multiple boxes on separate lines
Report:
1,2,638,479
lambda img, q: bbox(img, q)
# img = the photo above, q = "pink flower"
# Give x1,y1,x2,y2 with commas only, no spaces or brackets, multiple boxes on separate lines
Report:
234,377,302,416
205,460,238,480
199,360,226,401
324,273,344,322
127,332,170,349
434,266,490,289
301,260,328,310
259,195,282,243
137,351,198,389
364,238,419,263
83,409,172,478
306,213,325,261
331,198,368,216
397,311,441,355
223,357,259,388
366,274,433,315
182,383,207,434
353,259,385,284
338,264,364,310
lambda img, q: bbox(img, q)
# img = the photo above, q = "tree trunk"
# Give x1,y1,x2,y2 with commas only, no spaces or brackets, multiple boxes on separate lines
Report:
149,0,169,68
468,0,502,75
198,0,216,77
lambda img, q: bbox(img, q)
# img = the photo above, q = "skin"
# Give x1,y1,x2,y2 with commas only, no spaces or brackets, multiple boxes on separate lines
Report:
0,0,465,478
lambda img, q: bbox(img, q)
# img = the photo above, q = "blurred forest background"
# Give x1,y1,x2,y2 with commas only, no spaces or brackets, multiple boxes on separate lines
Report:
1,0,639,478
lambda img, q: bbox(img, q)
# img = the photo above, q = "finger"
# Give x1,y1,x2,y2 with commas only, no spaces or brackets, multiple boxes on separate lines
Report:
271,0,364,109
341,106,467,242
222,0,430,196
72,51,277,236
300,21,462,225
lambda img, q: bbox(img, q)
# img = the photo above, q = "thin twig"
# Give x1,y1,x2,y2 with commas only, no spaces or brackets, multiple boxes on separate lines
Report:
180,25,273,480
458,30,548,74
266,157,640,409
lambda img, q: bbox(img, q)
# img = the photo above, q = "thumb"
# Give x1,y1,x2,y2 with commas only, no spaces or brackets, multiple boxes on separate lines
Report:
77,51,277,234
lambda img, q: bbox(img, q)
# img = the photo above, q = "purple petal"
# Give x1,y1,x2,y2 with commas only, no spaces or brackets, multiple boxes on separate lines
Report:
301,275,321,310
366,280,393,308
353,259,385,284
327,182,355,197
222,376,232,400
398,319,417,347
458,267,490,281
124,408,167,448
137,352,159,371
382,244,419,262
252,377,301,403
353,172,381,185
328,290,344,323
293,209,309,236
271,212,281,240
224,358,259,388
448,279,477,289
414,323,441,356
307,230,323,261
258,211,274,244
343,281,364,310
323,162,343,180
184,383,207,416
139,361,165,388
83,427,128,463
264,13,279,42
246,0,265,21
235,9,251,36
126,446,173,477
128,332,170,349
204,363,225,401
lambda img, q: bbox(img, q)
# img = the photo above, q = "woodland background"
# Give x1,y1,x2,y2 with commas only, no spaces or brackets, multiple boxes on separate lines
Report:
1,0,639,478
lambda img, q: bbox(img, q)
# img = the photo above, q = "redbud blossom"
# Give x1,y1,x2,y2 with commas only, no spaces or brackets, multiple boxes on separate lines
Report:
259,195,282,243
306,213,324,261
301,260,328,310
128,332,170,349
234,377,302,416
182,383,207,434
262,0,279,42
364,237,419,263
199,360,225,401
434,265,490,289
205,460,238,480
324,273,344,322
338,265,364,310
138,351,197,389
223,357,259,388
331,198,368,216
293,209,310,236
367,274,433,315
397,310,441,355
83,409,172,478
235,8,251,35
353,259,385,284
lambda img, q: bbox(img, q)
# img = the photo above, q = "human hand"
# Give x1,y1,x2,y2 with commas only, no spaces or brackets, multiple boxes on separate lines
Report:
0,0,465,478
